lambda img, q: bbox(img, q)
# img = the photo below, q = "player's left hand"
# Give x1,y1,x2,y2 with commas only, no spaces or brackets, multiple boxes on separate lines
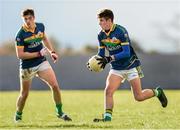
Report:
51,51,58,63
96,56,112,69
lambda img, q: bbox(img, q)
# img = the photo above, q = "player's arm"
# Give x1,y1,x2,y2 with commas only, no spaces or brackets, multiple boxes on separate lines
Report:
15,34,41,60
42,33,54,52
111,30,131,60
42,33,58,63
15,46,40,60
97,34,105,57
112,43,130,60
97,44,130,69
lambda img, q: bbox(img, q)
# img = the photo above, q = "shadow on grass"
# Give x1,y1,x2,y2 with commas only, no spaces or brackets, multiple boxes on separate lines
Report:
1,123,114,129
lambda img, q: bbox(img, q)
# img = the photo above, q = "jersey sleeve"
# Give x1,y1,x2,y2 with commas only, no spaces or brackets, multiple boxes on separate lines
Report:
41,23,45,32
120,28,130,46
15,31,24,48
40,23,45,38
113,28,131,60
97,34,105,57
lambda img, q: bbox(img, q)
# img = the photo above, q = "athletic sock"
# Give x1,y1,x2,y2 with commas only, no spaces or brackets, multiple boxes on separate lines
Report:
104,109,112,121
56,103,63,116
153,88,161,97
16,111,22,118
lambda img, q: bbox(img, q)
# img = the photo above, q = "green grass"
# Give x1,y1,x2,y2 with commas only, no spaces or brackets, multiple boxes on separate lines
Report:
0,90,180,129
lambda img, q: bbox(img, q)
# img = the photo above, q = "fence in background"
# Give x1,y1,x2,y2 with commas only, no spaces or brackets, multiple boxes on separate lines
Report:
0,54,180,90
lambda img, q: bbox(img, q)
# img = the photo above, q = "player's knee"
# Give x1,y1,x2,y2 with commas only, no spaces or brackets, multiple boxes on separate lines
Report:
105,86,114,97
134,94,144,102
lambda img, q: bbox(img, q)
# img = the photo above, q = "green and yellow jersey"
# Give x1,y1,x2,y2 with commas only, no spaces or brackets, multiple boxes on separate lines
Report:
15,23,46,69
98,24,141,70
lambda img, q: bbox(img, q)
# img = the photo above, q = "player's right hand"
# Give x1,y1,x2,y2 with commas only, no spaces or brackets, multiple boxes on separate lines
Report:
39,47,48,57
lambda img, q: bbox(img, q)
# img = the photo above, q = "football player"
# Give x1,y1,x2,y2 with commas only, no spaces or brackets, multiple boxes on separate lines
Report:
14,8,72,122
93,9,168,122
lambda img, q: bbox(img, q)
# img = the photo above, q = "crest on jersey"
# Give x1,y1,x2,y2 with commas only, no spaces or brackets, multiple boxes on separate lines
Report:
112,37,117,41
111,37,118,43
37,31,43,37
16,37,21,42
124,33,128,38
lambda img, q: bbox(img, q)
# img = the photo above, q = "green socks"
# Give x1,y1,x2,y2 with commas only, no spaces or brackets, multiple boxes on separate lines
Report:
104,109,112,121
55,103,63,116
15,111,22,120
16,111,22,116
153,88,161,97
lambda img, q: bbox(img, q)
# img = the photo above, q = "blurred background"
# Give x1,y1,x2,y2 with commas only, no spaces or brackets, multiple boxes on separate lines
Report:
0,0,180,90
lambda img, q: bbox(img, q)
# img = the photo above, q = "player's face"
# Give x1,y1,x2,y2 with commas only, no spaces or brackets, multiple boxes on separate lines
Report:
99,18,112,31
23,15,35,27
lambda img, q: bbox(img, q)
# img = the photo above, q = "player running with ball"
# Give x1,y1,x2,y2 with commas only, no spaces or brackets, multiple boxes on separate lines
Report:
92,9,168,122
14,8,71,122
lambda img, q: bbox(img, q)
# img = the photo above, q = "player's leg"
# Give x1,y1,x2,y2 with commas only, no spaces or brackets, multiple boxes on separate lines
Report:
105,73,123,109
130,77,154,101
104,73,123,120
38,68,61,104
15,79,32,122
130,77,168,107
37,62,71,121
94,72,123,122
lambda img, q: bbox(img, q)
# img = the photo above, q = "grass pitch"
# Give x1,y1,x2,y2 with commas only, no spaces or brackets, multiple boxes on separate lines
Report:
0,90,180,129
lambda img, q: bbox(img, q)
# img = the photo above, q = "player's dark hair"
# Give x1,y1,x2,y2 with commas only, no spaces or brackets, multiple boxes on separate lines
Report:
97,9,114,22
22,8,35,17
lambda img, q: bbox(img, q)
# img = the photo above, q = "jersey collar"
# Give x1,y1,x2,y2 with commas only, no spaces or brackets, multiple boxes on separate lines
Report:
22,23,36,33
102,24,116,36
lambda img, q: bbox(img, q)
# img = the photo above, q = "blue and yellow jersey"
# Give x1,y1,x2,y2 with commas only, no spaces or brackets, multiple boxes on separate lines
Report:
15,23,46,69
98,24,141,70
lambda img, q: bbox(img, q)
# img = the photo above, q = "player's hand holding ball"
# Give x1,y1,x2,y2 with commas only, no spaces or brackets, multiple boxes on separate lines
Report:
96,56,112,69
87,55,107,72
